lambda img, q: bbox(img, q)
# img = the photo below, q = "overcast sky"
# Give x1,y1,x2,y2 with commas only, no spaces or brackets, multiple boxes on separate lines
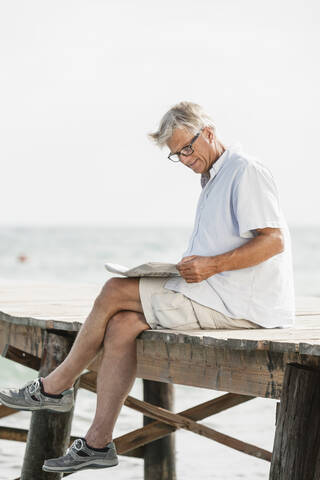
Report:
0,0,319,227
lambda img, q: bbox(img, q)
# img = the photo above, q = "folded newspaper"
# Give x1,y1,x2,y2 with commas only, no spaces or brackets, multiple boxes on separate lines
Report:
104,262,180,278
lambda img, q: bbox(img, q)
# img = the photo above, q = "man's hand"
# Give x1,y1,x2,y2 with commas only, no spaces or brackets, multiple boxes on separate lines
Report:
176,255,221,283
176,228,284,284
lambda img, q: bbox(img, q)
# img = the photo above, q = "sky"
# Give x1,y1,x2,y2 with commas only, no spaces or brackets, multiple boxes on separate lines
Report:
0,0,319,227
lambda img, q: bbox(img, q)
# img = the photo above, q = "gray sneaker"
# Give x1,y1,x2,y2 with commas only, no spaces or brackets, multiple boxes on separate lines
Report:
42,438,119,473
0,378,74,413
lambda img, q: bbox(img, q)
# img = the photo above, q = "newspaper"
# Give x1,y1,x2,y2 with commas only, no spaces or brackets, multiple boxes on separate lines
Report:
104,262,180,278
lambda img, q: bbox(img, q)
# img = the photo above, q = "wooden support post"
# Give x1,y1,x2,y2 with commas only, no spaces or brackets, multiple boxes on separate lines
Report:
143,380,176,480
269,363,320,480
20,332,76,480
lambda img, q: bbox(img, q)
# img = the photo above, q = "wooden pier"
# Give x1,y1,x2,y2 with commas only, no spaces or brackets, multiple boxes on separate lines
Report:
0,283,320,479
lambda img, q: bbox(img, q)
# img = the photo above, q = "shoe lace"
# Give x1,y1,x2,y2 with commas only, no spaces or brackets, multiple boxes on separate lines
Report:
68,438,85,454
27,379,41,395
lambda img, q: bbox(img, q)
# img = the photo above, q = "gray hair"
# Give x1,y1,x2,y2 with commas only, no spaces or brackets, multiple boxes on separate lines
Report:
148,101,217,147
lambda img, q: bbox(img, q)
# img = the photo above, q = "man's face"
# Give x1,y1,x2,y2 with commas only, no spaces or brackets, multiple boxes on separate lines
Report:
167,127,215,174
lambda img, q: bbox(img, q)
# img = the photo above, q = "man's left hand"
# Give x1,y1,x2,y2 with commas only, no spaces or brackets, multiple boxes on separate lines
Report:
176,255,221,283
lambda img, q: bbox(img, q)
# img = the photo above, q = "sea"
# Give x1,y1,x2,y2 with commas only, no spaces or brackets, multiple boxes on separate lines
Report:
0,225,319,480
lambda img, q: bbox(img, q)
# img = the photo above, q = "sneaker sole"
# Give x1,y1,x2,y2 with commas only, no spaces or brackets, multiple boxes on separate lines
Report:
42,460,119,473
0,397,73,413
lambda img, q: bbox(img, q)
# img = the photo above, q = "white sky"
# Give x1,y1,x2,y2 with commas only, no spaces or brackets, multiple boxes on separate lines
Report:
0,0,319,227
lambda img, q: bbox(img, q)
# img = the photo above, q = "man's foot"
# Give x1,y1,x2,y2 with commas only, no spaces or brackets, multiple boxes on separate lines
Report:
0,378,74,412
42,438,119,473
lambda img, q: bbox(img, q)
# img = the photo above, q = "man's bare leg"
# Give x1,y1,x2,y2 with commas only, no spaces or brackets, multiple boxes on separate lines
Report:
85,310,150,447
42,277,144,395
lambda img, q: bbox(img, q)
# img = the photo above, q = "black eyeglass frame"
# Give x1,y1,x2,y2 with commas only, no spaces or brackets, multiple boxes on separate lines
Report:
168,130,202,163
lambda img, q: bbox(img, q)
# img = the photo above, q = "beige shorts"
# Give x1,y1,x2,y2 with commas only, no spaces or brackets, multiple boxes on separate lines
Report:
139,277,262,331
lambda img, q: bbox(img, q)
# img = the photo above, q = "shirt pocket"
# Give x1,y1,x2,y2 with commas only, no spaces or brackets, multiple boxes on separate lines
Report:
151,291,200,330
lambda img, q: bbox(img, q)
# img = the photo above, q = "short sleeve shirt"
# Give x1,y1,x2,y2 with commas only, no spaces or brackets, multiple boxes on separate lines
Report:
165,147,295,328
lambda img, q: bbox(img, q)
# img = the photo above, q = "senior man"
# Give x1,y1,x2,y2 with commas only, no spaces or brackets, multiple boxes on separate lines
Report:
0,102,295,473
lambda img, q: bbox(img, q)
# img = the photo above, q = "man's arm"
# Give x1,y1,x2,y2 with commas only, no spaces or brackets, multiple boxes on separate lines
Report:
176,227,285,283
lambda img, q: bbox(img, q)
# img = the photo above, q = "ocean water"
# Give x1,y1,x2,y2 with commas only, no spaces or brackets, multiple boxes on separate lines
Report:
0,225,319,480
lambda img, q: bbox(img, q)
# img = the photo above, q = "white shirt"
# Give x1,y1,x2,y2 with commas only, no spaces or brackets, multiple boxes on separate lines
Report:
165,147,295,328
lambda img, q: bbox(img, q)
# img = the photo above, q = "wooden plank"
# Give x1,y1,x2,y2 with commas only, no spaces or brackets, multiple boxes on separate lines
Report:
124,394,271,461
81,370,254,413
2,344,41,370
0,284,319,334
1,285,320,362
142,327,320,344
0,426,29,443
0,426,144,459
2,323,320,400
2,306,318,357
3,310,319,370
0,310,82,333
0,405,18,419
0,319,44,360
114,392,253,454
136,338,320,399
138,329,320,359
80,373,270,461
0,284,317,313
269,363,320,479
0,283,98,329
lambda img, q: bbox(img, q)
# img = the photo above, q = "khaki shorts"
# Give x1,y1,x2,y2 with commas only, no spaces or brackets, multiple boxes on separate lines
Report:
139,277,261,331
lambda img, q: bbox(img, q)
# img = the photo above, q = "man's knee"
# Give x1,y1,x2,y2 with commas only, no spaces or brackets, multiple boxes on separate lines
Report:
95,277,140,311
95,277,126,309
105,311,150,344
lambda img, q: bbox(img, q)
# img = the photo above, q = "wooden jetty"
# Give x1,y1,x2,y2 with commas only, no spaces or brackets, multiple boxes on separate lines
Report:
0,283,320,479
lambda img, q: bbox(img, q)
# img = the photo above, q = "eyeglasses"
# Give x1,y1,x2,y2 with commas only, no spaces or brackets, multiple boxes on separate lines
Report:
168,131,202,163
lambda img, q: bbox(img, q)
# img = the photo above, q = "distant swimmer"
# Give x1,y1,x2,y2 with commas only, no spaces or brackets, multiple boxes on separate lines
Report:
17,255,28,263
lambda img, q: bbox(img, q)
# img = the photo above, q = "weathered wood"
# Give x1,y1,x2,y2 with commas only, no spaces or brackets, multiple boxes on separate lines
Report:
0,282,99,331
5,319,319,402
80,371,268,460
0,426,28,443
0,319,44,360
3,317,320,400
1,287,320,475
136,337,320,399
114,392,252,454
1,286,320,355
80,370,254,450
2,344,41,370
73,373,268,462
269,363,320,479
78,370,98,392
2,290,320,400
126,392,271,461
0,404,18,419
143,380,176,480
0,425,144,459
21,332,77,480
0,426,81,446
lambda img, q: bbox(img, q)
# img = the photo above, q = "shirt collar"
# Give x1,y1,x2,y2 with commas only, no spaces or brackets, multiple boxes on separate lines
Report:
200,149,229,188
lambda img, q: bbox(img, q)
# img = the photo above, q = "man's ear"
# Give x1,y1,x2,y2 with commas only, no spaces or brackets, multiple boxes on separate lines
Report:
203,126,214,144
